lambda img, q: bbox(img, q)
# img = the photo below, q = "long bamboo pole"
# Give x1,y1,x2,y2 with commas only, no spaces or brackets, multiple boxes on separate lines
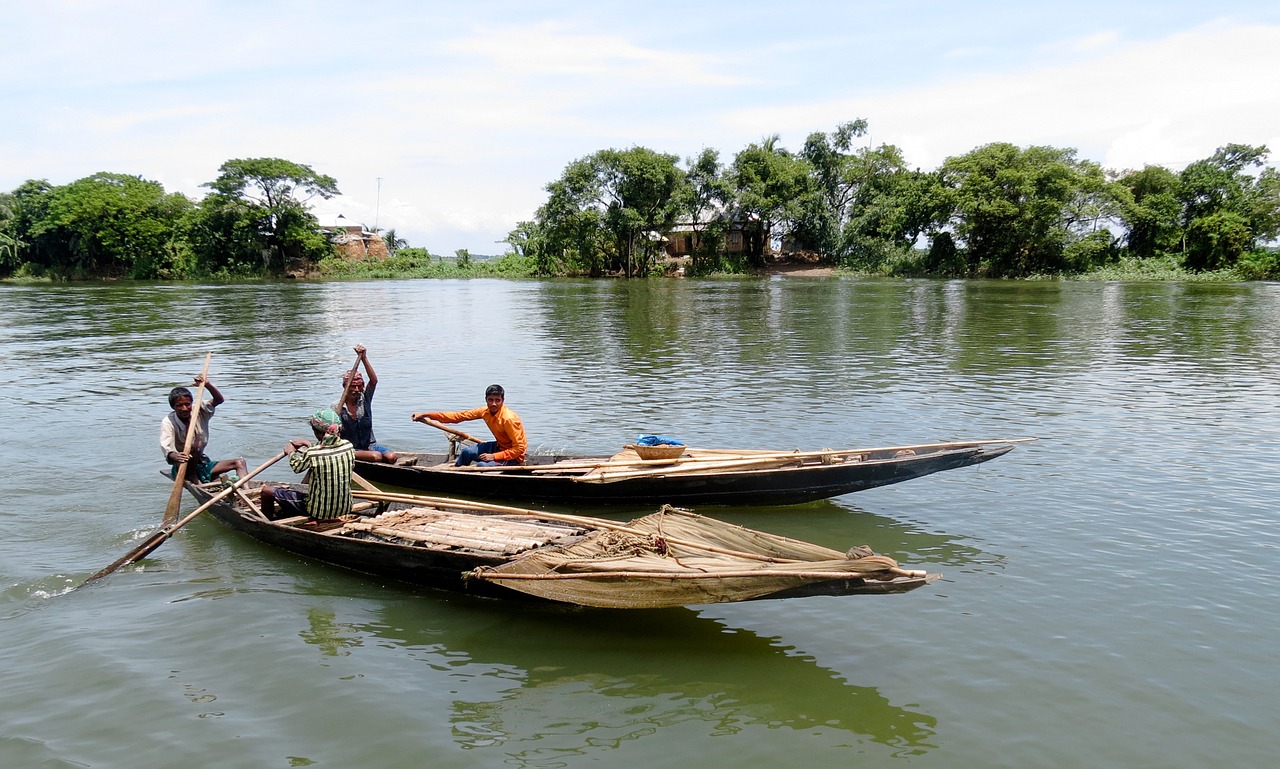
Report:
81,452,286,587
575,438,1037,484
430,438,1036,476
163,353,212,524
678,437,1036,464
412,417,484,445
470,566,930,581
577,455,811,484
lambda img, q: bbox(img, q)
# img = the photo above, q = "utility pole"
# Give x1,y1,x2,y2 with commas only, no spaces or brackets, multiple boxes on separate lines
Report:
374,177,382,233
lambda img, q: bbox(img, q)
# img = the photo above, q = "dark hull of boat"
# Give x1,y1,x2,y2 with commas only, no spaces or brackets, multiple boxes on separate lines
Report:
355,444,1014,506
186,484,934,605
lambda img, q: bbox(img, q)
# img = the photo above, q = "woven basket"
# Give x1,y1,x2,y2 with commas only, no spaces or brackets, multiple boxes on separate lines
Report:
626,443,686,460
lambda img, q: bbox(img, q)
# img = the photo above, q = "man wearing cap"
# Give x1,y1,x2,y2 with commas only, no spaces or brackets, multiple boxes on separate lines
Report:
260,408,356,520
411,384,527,467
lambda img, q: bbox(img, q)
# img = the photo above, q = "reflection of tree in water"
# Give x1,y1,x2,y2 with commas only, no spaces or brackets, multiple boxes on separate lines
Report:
299,607,363,657
356,600,938,764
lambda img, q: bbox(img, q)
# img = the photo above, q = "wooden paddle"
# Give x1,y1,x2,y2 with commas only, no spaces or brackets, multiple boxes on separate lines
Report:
163,353,213,525
80,452,287,588
337,351,362,415
412,416,485,445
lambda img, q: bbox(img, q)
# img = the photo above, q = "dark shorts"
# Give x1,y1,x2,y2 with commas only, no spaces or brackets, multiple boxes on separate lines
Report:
168,456,217,483
270,488,308,517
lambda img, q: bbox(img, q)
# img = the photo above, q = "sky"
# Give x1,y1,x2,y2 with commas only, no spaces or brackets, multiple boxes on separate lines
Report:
4,1,1280,255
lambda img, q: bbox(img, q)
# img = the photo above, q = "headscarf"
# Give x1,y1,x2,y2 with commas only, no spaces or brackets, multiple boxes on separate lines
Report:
339,372,367,418
309,408,342,443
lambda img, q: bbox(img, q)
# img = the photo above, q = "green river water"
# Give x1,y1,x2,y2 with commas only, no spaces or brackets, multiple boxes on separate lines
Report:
1,277,1277,768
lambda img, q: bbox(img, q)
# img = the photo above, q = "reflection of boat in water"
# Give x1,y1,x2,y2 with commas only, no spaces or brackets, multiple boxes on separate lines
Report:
186,482,937,608
301,599,939,756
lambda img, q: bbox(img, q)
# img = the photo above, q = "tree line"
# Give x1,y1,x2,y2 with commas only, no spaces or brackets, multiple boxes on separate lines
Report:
3,120,1279,281
508,119,1280,278
0,158,342,279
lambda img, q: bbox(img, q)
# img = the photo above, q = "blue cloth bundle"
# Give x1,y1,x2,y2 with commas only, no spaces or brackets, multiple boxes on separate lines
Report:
636,434,684,446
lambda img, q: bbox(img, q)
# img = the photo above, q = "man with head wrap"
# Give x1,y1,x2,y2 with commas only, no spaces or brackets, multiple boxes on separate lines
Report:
260,408,356,521
337,344,398,464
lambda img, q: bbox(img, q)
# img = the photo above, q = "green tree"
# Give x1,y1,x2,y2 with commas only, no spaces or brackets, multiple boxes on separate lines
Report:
504,220,554,276
794,121,950,269
9,180,56,272
683,148,734,273
533,147,686,276
382,228,407,255
730,136,812,267
796,119,869,259
839,149,951,269
203,157,339,273
598,147,686,276
1184,211,1252,270
1178,144,1280,270
1116,165,1183,259
20,173,191,278
924,230,964,274
180,194,268,275
537,161,608,275
0,192,21,274
940,143,1111,276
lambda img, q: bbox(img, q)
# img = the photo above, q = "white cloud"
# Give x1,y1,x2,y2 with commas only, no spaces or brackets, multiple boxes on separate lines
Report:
447,22,743,86
3,7,1280,255
725,20,1280,173
1060,29,1123,54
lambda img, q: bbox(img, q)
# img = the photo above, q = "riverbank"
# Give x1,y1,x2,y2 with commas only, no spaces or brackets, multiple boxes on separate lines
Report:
0,251,1258,284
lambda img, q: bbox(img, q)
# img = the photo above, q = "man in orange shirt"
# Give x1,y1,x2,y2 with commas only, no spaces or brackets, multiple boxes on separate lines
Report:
412,384,527,466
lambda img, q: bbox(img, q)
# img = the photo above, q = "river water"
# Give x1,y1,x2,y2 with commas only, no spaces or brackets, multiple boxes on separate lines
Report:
1,277,1277,768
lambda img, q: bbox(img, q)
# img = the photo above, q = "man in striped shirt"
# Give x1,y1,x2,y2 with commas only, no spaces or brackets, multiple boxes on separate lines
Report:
260,409,355,520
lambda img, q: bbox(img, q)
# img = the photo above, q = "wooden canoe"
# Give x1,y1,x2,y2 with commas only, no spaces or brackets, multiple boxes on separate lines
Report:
183,480,938,609
353,439,1029,506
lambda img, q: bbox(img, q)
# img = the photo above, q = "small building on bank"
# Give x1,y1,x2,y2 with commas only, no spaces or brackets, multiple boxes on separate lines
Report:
319,214,389,260
664,219,753,258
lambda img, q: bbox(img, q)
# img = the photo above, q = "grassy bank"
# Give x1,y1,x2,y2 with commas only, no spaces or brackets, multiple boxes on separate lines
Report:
316,251,537,279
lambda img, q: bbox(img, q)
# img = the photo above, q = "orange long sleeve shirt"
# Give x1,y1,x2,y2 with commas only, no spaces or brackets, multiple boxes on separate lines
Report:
430,405,527,463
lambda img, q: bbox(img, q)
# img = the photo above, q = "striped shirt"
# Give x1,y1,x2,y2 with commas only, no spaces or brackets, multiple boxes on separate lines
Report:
288,437,355,519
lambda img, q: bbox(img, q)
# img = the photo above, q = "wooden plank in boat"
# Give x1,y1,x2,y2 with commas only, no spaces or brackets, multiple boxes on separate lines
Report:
343,507,586,554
